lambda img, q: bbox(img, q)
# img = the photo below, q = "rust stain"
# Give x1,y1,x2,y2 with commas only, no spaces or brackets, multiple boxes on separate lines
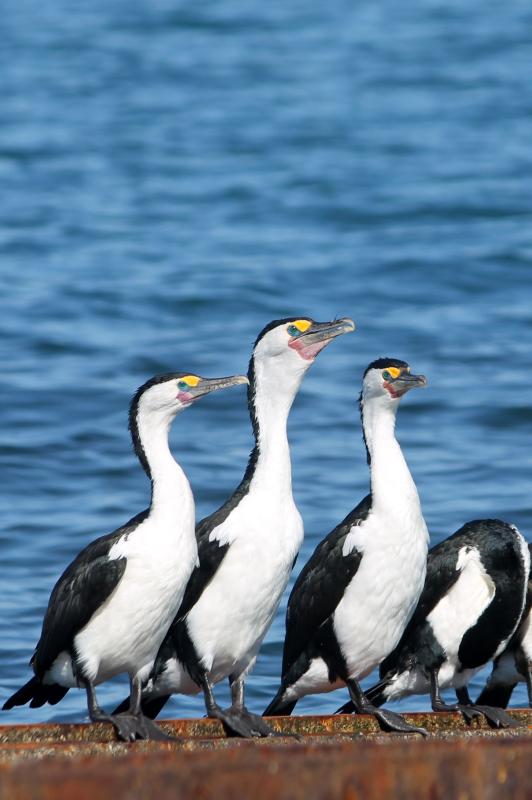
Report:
0,712,531,800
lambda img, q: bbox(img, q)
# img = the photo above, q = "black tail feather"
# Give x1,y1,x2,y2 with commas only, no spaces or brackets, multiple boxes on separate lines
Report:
364,677,390,707
263,687,298,717
141,694,171,719
112,695,131,715
112,693,171,719
3,677,68,710
335,699,355,714
476,682,517,709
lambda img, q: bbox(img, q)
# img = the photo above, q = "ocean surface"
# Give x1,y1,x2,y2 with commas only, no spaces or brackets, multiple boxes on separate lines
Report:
1,1,532,724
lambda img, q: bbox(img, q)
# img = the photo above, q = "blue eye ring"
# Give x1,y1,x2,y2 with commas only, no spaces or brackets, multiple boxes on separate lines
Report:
287,324,300,337
382,370,391,381
177,380,189,391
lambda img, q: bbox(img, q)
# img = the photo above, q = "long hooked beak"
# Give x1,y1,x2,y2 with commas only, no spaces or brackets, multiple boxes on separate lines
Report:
387,372,427,398
289,317,355,361
192,375,249,398
299,318,356,344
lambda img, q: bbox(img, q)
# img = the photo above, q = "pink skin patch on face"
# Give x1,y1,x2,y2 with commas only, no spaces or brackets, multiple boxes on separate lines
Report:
289,338,330,361
177,390,195,405
383,381,406,399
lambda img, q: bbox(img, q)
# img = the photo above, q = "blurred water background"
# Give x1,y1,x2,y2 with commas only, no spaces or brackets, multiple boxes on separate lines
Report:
1,0,532,723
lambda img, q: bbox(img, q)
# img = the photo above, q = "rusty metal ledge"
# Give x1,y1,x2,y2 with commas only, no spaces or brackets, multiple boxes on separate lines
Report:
0,724,532,800
1,709,532,746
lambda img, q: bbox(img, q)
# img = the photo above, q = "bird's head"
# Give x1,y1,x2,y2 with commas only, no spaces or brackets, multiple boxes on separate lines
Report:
131,372,249,422
361,358,427,407
250,316,355,385
129,372,248,479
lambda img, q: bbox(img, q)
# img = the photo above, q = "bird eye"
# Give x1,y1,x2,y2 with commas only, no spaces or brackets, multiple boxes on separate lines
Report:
382,371,391,381
287,325,300,337
177,380,188,391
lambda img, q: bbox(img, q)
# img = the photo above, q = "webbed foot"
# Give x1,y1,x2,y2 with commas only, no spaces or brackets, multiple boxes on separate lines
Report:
94,712,177,742
471,704,521,729
210,706,280,738
372,706,428,736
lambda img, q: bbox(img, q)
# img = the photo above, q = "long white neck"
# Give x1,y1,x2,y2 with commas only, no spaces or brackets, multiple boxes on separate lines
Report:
362,397,420,515
136,409,194,524
246,357,306,496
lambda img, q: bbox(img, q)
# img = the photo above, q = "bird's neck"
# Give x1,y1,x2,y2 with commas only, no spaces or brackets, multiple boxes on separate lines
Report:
135,410,194,522
245,359,303,494
362,398,420,514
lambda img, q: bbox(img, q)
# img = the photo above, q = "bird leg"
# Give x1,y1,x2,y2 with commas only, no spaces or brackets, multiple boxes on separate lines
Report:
199,673,272,738
347,678,427,736
228,674,281,737
83,678,174,742
428,669,482,723
429,669,470,713
455,685,520,729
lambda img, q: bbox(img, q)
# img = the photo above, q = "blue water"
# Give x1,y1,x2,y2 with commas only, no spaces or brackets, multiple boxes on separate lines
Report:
2,1,532,724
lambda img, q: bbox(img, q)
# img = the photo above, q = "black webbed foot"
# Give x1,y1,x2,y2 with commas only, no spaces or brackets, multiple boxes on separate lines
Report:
456,704,484,725
238,708,284,737
346,678,427,736
432,697,461,714
432,697,483,725
94,711,177,742
471,704,521,729
136,713,180,740
371,706,428,736
109,712,144,742
333,699,426,734
211,706,261,738
210,706,281,738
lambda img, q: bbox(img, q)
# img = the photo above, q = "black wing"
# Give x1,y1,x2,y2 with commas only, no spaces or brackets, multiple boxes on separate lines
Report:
281,494,371,676
172,478,255,622
174,520,230,621
32,510,148,678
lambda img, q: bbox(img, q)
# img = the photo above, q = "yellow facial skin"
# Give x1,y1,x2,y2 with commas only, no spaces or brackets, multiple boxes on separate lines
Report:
292,319,312,333
385,367,402,379
180,375,200,387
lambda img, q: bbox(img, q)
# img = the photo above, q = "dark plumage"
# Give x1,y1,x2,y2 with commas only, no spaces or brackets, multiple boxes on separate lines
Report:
114,317,355,739
477,544,532,709
264,496,370,716
264,358,429,735
3,371,247,741
337,520,529,729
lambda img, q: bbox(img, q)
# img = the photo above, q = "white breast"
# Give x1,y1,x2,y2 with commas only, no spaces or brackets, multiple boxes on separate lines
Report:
186,490,303,682
333,507,428,680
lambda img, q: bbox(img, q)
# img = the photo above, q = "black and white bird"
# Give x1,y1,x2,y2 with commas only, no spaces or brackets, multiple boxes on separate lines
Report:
264,358,429,735
3,371,247,741
477,543,532,709
337,520,530,728
115,317,355,738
